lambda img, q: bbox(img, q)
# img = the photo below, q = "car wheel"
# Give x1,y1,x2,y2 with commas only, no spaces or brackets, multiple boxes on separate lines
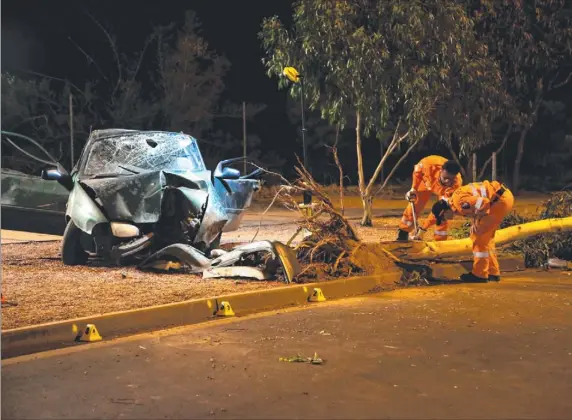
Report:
61,220,89,265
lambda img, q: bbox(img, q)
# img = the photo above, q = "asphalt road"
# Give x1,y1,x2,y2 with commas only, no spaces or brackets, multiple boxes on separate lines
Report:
3,270,571,419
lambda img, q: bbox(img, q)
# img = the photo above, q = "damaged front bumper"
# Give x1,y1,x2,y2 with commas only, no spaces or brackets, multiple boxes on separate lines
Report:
139,240,302,283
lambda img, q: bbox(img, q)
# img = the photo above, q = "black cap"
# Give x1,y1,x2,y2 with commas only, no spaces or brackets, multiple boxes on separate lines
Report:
442,160,461,175
431,199,450,226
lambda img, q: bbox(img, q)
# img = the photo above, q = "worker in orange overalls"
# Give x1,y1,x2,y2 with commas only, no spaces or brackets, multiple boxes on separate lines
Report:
397,156,462,241
430,180,515,282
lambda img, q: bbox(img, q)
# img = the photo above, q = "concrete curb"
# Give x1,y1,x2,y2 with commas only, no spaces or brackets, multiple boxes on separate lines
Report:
1,254,525,359
1,268,402,359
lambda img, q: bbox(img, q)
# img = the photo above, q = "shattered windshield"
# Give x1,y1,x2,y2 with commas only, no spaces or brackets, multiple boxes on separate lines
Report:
80,132,206,177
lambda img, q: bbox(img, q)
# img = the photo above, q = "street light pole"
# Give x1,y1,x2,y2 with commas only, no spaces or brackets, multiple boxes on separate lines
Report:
283,66,311,205
300,76,307,170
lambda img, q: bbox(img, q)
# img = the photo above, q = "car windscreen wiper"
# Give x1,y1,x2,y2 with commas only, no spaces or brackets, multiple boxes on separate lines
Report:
88,173,129,179
117,164,144,174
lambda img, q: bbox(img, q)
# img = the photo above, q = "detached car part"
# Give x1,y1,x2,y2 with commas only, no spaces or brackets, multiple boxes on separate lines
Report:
140,240,302,283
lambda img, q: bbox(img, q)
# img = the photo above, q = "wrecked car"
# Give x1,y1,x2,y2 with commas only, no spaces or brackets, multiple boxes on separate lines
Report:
41,129,263,266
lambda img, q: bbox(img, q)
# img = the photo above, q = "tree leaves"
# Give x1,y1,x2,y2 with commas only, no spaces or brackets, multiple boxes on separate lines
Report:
260,0,506,150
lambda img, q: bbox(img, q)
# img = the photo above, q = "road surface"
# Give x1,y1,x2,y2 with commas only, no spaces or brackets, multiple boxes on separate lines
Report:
3,270,571,419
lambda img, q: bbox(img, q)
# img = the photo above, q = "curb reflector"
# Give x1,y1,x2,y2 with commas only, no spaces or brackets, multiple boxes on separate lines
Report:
216,301,235,317
78,324,102,342
309,288,326,302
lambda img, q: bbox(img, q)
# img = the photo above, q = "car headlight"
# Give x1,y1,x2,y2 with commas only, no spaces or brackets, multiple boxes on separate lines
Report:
110,222,140,238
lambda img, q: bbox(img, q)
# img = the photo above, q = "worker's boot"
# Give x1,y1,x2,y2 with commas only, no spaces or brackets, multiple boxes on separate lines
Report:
397,229,410,241
488,274,501,282
459,272,487,283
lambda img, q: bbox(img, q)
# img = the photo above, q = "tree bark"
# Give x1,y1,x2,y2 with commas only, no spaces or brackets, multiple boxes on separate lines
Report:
512,81,544,195
332,125,344,216
361,195,373,226
512,127,528,195
355,111,373,226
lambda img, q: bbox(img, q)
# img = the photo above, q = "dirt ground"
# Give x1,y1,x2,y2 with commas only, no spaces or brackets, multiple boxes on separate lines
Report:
1,218,403,330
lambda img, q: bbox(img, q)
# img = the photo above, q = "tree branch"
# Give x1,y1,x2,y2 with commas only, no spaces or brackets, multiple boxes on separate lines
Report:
374,135,420,196
86,12,122,97
327,124,344,215
365,120,406,194
445,140,467,179
478,124,512,180
548,71,572,91
67,37,109,82
15,69,86,97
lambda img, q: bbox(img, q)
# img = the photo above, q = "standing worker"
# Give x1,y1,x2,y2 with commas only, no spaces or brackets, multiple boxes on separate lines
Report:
430,180,515,282
397,156,462,241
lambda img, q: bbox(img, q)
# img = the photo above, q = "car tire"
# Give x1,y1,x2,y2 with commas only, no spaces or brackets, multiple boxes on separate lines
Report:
61,220,89,266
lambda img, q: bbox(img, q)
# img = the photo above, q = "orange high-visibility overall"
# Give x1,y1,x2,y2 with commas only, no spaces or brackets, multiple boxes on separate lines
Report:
399,155,462,240
449,181,515,279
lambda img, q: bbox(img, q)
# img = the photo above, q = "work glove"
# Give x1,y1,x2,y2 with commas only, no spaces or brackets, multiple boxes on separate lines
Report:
405,189,417,202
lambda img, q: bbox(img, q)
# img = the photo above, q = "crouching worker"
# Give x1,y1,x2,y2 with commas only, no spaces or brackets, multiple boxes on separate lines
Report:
397,156,462,241
431,180,515,283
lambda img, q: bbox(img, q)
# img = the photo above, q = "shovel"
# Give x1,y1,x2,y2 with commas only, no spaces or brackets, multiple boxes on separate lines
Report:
408,195,419,238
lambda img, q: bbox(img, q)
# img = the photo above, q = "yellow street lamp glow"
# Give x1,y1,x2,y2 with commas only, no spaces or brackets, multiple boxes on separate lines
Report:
283,67,300,83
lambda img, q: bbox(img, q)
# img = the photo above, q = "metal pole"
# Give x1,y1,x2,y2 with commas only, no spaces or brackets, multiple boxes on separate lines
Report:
242,101,247,175
300,77,311,205
69,93,74,169
492,151,497,181
472,153,477,182
300,77,307,170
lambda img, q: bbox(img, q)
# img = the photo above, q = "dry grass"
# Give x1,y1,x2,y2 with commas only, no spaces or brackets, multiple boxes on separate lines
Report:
1,217,405,330
1,241,284,330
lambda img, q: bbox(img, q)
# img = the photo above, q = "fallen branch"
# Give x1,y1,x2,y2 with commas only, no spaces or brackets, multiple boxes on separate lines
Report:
403,217,572,260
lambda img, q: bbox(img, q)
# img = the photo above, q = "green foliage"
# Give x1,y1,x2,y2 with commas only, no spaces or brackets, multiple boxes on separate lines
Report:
260,0,506,149
468,0,572,105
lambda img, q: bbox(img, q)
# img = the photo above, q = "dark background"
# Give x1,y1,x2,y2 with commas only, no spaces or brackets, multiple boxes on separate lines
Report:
3,0,572,188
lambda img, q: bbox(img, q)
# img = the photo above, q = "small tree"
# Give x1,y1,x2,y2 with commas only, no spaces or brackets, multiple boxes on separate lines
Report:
155,11,230,139
261,0,506,225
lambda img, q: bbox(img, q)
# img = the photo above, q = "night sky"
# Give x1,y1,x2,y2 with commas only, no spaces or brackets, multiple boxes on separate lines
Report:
3,1,571,185
2,0,294,102
2,0,320,176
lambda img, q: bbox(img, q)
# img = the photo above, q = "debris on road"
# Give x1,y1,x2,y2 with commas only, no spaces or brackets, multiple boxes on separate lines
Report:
548,258,572,270
279,352,324,364
140,240,302,283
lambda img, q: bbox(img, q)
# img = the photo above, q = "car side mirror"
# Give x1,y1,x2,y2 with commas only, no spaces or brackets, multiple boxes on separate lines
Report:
41,165,74,191
219,167,241,180
41,167,63,181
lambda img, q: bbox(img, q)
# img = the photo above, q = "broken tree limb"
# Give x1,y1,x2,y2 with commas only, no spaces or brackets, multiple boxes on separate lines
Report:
395,217,572,261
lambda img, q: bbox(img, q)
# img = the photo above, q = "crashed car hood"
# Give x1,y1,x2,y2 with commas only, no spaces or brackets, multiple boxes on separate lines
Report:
79,170,222,224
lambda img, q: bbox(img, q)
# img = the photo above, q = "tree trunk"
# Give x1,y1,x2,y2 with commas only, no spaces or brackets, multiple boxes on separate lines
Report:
355,110,372,226
445,140,468,179
332,125,344,216
399,216,572,261
361,195,373,226
512,81,544,195
512,127,528,195
478,124,512,181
